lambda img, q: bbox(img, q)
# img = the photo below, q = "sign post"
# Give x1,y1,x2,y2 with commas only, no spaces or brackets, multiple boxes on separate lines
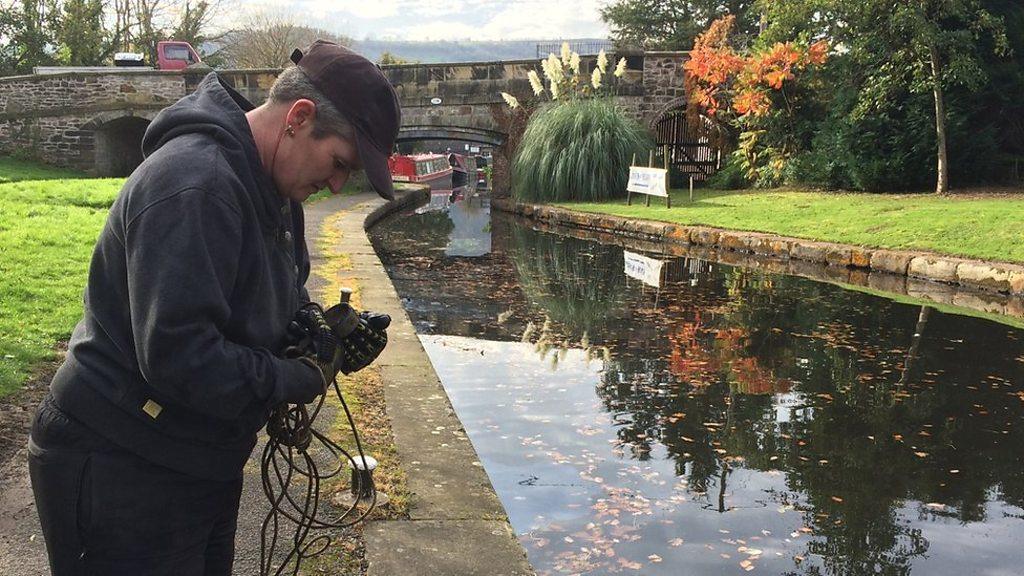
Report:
626,152,670,208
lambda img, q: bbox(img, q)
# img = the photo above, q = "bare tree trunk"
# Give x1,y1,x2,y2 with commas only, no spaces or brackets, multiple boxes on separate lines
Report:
929,44,949,194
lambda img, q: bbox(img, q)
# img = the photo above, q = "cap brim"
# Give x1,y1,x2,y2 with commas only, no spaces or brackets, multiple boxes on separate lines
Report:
354,128,394,201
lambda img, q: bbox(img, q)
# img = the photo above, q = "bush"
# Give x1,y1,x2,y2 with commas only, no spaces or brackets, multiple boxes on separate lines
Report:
704,153,751,189
512,98,652,203
791,88,938,192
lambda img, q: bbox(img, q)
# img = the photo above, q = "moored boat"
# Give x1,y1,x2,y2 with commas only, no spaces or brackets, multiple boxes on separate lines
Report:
389,153,454,187
447,153,478,187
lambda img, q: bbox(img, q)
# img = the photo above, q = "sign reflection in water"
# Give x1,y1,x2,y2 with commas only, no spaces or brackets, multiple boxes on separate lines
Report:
370,200,1024,576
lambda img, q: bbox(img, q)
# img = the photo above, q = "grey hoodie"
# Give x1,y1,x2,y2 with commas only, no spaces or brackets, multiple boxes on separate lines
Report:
50,73,323,481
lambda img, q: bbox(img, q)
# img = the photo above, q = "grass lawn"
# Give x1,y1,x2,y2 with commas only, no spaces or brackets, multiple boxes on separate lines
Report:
0,156,365,397
0,161,123,396
0,156,87,183
559,188,1024,264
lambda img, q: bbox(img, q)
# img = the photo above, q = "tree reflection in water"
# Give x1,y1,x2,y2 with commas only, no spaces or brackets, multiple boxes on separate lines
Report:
504,226,1024,575
374,206,1024,576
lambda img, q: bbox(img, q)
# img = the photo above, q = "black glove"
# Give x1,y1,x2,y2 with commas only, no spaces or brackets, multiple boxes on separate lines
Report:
335,311,390,374
287,304,343,391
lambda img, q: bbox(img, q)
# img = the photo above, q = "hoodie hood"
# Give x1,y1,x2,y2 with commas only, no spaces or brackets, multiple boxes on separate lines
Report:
142,72,283,229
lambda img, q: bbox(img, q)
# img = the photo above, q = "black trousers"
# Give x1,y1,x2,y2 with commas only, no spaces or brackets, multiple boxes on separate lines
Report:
28,395,243,576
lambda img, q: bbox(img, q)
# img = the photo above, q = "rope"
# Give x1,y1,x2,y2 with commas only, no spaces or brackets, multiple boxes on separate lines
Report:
259,374,375,576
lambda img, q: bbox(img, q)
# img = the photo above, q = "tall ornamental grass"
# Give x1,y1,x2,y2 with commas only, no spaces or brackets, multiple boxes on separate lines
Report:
512,98,652,203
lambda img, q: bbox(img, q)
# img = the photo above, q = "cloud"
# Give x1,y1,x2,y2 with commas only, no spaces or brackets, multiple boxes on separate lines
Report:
474,0,609,39
225,0,610,41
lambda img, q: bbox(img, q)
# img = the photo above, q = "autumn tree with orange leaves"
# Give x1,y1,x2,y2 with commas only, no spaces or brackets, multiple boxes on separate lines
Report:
683,16,828,186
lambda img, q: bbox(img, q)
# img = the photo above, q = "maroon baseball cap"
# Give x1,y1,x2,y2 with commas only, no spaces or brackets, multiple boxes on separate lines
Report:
290,40,401,200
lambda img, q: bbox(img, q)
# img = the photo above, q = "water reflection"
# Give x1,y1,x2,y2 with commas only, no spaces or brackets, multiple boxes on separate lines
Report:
370,199,1024,576
409,187,491,257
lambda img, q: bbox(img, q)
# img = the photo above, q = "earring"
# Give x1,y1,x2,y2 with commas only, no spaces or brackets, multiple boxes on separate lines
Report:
285,124,295,136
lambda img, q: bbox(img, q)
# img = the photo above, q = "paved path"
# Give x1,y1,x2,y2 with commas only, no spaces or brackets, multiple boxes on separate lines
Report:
0,188,534,575
332,191,534,576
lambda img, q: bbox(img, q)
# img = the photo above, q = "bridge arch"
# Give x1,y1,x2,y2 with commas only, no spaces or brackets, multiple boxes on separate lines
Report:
81,110,159,177
397,125,506,147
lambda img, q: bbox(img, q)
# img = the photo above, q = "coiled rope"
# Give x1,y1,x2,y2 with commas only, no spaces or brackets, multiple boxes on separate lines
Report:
259,373,375,576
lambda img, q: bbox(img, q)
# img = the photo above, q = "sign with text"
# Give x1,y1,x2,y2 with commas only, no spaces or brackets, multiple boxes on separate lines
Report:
626,166,668,198
623,251,665,287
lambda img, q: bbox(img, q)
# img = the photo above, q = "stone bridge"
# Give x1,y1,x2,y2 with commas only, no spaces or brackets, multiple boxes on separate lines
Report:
0,52,689,180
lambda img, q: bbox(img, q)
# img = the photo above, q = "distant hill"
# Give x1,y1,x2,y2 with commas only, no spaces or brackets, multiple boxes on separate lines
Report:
350,38,613,64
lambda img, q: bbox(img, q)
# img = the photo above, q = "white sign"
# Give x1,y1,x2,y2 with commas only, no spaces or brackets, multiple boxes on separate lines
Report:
626,166,668,198
623,251,665,287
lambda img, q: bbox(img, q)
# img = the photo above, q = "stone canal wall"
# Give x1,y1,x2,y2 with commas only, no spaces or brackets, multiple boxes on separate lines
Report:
348,185,535,575
493,200,1024,322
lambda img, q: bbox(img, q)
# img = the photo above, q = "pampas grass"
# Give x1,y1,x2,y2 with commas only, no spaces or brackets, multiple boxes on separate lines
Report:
512,98,652,203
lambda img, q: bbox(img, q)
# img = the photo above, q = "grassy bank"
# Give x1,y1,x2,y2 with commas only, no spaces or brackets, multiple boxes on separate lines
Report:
0,161,122,396
559,188,1024,264
0,156,85,183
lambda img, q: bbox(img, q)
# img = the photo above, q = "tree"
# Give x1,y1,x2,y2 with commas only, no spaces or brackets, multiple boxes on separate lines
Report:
756,0,1010,193
215,11,352,69
600,0,758,51
171,0,223,52
0,0,56,75
109,0,225,66
49,0,116,66
0,0,225,76
684,16,829,186
888,1,1008,193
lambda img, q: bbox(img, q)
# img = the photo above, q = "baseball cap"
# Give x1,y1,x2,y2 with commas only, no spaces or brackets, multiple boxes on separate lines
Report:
290,40,401,200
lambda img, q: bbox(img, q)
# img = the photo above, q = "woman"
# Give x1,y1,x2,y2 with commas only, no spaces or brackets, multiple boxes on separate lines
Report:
28,41,399,575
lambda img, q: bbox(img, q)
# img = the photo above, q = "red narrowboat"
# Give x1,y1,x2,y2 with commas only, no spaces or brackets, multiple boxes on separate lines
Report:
388,153,454,187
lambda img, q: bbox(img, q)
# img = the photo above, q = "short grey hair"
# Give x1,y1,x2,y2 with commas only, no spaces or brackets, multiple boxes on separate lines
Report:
267,66,356,141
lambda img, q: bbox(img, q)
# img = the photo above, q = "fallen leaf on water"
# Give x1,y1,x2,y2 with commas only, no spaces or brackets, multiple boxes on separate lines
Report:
648,554,663,563
668,538,684,547
914,452,929,458
831,496,844,503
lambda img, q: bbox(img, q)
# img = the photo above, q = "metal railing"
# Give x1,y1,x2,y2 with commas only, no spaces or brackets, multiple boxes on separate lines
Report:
535,40,615,58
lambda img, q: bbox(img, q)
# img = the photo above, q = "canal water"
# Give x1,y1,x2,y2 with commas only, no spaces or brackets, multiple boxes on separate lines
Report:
369,190,1024,576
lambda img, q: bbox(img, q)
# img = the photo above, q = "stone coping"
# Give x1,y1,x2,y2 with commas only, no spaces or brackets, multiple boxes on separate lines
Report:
493,199,1024,324
339,184,534,576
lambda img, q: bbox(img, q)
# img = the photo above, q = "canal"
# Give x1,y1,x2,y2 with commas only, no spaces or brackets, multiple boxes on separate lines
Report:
369,190,1024,576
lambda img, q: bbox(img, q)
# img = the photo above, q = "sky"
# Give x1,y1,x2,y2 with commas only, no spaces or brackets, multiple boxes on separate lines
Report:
228,0,612,41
